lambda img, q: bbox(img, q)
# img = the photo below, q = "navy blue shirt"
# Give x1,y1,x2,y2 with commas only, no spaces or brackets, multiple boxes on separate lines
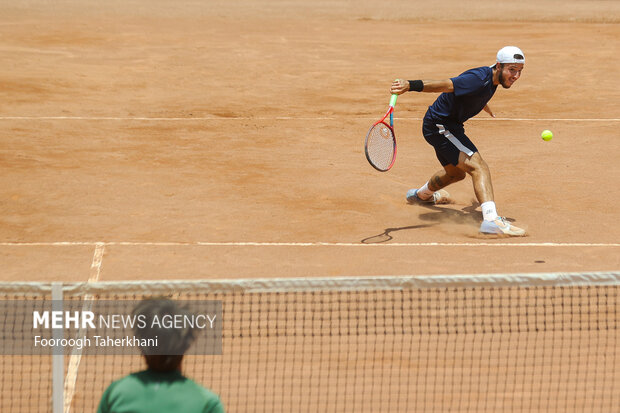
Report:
426,66,497,125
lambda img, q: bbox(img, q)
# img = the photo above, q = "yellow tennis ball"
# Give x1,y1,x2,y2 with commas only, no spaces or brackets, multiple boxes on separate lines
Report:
541,130,553,141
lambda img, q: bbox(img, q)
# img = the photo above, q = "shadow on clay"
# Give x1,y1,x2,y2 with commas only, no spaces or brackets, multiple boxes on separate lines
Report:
361,200,522,243
416,200,482,226
360,224,436,244
415,200,523,238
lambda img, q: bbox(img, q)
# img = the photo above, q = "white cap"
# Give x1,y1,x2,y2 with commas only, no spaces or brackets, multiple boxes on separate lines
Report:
496,46,525,64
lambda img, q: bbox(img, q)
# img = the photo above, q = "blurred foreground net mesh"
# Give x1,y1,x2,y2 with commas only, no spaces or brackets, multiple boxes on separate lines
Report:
1,272,619,413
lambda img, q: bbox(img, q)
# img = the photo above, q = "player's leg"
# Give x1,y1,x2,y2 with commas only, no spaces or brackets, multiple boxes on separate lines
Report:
455,151,526,236
454,152,494,203
407,164,464,204
410,121,526,235
428,164,466,192
407,122,467,205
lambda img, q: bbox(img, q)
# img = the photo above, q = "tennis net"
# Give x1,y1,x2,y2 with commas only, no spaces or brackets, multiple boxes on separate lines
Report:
1,271,619,413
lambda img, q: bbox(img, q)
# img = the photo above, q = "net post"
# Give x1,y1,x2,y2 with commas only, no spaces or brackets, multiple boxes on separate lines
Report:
51,283,64,413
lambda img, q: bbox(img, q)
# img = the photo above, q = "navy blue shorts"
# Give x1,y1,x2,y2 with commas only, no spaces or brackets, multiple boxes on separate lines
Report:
422,118,478,166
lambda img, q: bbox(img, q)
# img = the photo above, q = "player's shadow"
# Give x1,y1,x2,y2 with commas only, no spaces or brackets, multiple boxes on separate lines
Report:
414,200,519,226
361,201,519,244
416,200,482,226
361,224,435,244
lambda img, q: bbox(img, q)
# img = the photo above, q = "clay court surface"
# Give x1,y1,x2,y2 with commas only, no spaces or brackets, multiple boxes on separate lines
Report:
1,0,619,282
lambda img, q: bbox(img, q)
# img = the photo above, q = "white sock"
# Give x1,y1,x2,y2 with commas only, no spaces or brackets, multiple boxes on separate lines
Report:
417,182,434,200
481,201,498,221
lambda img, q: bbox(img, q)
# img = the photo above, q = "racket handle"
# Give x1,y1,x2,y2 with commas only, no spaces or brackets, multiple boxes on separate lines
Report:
389,94,398,107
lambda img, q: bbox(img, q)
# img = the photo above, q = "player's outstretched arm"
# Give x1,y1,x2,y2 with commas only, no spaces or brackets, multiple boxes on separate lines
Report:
390,79,454,94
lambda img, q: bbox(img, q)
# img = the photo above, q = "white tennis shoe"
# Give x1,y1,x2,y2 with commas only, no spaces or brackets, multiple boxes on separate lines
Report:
479,217,526,236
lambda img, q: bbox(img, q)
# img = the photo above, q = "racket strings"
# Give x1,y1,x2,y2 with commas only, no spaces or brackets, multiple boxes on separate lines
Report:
366,122,395,171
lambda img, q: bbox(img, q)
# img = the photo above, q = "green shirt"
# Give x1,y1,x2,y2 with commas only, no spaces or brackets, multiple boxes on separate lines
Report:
97,369,224,413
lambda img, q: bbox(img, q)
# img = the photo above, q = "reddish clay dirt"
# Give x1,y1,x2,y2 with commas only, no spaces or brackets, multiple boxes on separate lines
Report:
1,3,619,413
1,0,619,280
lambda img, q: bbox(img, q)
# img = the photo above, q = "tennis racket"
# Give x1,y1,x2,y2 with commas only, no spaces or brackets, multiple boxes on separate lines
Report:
364,94,398,172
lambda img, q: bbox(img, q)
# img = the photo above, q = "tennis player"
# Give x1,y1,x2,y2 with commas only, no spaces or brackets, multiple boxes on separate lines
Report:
390,46,526,236
97,298,225,413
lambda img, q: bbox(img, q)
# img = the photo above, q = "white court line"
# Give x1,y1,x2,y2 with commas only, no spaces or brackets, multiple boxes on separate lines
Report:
0,116,619,122
64,242,105,413
0,241,618,247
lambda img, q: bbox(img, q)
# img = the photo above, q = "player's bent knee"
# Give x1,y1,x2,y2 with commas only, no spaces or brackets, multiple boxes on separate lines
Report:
446,172,466,184
459,152,486,174
443,165,466,182
452,170,466,181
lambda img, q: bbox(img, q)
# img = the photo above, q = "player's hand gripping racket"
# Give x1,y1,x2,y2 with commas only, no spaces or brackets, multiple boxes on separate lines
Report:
365,94,398,171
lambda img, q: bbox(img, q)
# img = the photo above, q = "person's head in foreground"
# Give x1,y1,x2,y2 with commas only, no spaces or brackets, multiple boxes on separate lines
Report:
133,297,197,372
494,45,525,89
97,298,225,413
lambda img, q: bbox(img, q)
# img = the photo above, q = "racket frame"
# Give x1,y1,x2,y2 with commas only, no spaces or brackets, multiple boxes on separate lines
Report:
365,94,398,172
